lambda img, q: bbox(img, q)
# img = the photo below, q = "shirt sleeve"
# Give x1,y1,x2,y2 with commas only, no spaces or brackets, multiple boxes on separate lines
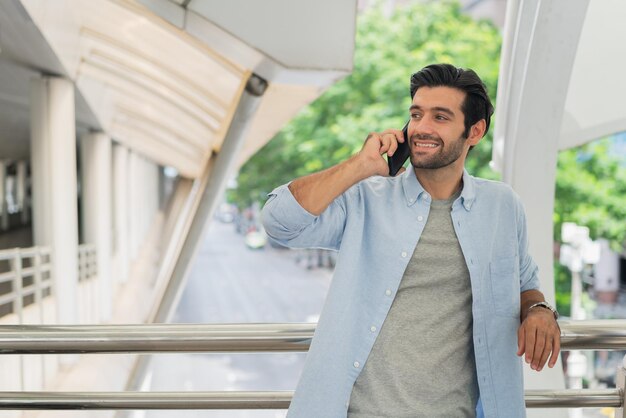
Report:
515,196,541,293
260,182,351,251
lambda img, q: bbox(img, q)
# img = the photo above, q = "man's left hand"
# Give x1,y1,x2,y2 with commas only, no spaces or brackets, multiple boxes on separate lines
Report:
517,308,561,371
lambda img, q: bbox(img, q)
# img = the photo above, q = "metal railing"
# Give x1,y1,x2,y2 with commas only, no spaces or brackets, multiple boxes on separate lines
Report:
0,321,624,411
0,247,52,322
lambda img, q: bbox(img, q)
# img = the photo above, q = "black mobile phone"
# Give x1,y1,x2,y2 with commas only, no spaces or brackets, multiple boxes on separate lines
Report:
387,121,410,176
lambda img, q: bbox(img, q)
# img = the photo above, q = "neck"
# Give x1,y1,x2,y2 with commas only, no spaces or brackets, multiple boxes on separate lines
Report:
413,165,464,200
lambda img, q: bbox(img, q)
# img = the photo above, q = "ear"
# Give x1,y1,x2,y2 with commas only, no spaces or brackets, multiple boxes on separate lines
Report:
467,119,486,146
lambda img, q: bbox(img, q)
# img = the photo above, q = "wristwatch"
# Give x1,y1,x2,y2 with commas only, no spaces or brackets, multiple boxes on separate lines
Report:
527,301,559,320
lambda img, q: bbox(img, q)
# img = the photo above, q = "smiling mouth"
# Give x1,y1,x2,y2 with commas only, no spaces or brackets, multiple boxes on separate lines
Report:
413,142,439,149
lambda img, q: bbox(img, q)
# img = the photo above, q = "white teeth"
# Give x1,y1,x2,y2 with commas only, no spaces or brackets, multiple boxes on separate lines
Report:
415,143,438,148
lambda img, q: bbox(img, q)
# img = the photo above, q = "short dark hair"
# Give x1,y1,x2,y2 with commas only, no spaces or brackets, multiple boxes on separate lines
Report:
410,64,494,138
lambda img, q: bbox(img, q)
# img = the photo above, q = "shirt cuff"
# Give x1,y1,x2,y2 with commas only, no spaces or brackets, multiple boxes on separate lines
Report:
267,183,317,228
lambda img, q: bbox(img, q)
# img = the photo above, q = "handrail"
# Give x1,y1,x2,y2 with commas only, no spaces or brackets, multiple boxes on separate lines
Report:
0,321,624,411
0,389,620,410
0,391,293,410
0,323,315,354
525,389,622,408
559,320,626,350
0,321,624,354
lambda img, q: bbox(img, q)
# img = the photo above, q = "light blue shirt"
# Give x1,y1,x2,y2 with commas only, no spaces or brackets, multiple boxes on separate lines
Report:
261,168,540,418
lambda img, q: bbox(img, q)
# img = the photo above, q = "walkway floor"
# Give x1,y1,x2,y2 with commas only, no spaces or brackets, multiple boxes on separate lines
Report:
144,220,332,418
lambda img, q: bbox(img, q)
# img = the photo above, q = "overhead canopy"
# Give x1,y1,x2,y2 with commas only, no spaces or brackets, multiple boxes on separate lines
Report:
0,0,357,178
559,0,626,149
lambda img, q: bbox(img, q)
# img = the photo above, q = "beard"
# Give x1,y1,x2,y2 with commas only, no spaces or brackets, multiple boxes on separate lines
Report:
409,133,468,170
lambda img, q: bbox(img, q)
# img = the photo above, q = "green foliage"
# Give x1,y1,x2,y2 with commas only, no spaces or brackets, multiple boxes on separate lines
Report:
228,0,502,208
554,262,572,317
555,138,626,251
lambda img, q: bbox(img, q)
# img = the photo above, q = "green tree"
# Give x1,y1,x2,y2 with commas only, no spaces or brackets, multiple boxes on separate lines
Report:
228,1,502,208
555,139,626,249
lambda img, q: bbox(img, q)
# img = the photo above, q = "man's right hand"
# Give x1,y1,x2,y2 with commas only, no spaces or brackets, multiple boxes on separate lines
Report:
358,129,406,177
288,128,406,215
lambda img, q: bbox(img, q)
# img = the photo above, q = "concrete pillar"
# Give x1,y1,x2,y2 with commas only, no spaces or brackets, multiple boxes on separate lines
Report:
0,161,7,231
30,76,78,325
80,132,113,322
113,144,130,283
16,161,29,225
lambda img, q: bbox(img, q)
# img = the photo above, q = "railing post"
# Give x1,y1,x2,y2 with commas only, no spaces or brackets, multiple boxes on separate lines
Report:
33,249,43,323
10,249,25,391
616,355,626,418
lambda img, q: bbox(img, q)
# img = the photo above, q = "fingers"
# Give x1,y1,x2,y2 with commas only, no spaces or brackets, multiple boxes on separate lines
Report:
519,313,561,372
517,324,525,356
369,129,404,156
548,334,561,368
531,331,546,370
379,133,395,156
524,327,536,366
536,336,552,371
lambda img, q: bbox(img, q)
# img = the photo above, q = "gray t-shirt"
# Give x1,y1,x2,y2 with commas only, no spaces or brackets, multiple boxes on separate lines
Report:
348,192,478,417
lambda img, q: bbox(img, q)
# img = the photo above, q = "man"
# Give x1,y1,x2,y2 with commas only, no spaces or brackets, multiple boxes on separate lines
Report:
261,64,561,418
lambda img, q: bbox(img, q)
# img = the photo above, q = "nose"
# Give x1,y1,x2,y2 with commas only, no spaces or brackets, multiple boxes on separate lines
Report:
409,117,436,138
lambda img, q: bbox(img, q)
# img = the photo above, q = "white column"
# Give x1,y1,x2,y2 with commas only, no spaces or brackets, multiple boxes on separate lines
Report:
16,161,29,225
0,161,7,231
492,3,589,417
30,76,79,325
80,132,113,322
113,144,130,283
128,152,141,261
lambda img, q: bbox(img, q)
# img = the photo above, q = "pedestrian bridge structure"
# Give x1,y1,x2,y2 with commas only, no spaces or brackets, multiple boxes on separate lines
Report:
0,1,624,417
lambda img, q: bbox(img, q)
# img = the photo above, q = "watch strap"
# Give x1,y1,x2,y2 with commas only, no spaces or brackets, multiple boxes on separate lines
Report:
527,301,559,320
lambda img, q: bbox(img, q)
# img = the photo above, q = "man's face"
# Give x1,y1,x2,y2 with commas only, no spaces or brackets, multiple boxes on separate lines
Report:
407,86,474,170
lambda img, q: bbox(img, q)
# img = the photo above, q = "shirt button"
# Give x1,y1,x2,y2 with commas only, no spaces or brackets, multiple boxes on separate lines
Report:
417,216,424,222
370,326,377,332
401,251,407,258
385,289,392,296
354,361,360,368
408,198,414,203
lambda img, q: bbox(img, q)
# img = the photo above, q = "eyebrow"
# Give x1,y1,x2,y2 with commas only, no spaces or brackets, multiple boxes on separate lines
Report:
409,104,456,118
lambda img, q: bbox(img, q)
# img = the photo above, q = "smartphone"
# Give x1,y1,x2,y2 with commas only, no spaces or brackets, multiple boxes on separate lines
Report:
387,121,410,176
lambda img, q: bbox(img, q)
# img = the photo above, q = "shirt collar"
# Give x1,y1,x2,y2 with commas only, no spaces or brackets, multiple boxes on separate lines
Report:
401,167,425,206
401,168,476,211
460,169,475,211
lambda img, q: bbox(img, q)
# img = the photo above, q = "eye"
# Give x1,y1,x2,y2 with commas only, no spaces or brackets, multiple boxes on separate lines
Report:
410,113,422,120
435,114,449,121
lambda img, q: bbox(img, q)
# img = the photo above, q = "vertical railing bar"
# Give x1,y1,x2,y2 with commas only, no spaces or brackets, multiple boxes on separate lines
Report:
13,249,23,324
33,248,46,389
12,249,25,392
